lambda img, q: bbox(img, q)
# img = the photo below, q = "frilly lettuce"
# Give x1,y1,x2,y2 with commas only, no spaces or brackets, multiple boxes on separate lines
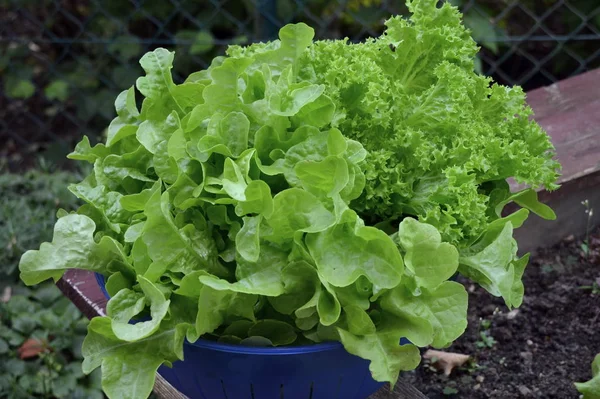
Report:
19,0,559,397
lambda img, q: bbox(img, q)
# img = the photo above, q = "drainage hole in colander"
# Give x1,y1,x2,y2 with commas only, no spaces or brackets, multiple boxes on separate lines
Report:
250,383,255,399
280,383,284,399
308,381,314,399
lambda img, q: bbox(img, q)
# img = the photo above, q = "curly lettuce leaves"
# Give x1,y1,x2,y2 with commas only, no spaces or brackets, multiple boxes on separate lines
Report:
300,2,559,244
141,189,229,279
107,86,140,147
18,1,560,397
268,261,320,315
195,285,257,337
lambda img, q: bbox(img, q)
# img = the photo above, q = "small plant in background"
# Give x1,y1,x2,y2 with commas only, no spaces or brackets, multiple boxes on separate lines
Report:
476,318,496,349
581,200,594,260
477,331,497,349
462,361,487,375
442,385,459,396
480,319,492,330
541,263,557,274
579,279,600,296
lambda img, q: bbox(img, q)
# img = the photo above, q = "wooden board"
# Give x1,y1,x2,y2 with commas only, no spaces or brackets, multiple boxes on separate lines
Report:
55,68,600,398
510,68,600,253
520,68,600,186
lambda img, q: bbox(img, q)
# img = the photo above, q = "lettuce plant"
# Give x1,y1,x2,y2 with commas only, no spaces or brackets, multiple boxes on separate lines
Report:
19,1,559,398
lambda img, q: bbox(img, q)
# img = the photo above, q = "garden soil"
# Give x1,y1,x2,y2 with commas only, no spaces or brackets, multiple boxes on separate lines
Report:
404,230,600,398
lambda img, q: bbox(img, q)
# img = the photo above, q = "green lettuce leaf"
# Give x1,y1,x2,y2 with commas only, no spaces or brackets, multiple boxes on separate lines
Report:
195,285,257,336
19,214,129,285
266,188,336,239
268,261,319,315
337,327,421,385
396,217,458,289
459,222,526,308
306,210,403,288
107,86,140,146
198,243,288,296
247,320,297,346
82,317,186,399
107,276,170,341
495,187,556,220
381,281,468,348
141,189,228,279
575,354,600,399
344,305,376,336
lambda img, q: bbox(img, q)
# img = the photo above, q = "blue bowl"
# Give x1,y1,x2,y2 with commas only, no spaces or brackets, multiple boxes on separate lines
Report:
94,273,388,399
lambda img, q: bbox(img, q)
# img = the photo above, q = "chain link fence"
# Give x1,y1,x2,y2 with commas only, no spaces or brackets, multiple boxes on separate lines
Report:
1,0,599,170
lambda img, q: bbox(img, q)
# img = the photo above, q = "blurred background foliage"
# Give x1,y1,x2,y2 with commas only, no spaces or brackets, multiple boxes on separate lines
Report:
1,0,599,172
0,163,106,398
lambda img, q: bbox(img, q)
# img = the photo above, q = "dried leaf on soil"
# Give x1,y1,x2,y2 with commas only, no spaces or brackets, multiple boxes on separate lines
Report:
424,349,470,376
18,338,48,359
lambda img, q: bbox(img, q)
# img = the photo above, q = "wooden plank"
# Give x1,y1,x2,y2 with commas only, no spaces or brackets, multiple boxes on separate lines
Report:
508,68,600,253
369,382,428,399
153,376,188,399
523,68,600,122
56,269,107,318
511,169,600,254
521,68,600,188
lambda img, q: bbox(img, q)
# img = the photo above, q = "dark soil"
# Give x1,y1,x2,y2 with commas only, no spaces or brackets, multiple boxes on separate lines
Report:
405,230,600,398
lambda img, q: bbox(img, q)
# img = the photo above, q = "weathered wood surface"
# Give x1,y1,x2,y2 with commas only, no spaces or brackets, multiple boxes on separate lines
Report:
55,69,600,399
370,383,428,399
510,68,600,253
522,68,600,185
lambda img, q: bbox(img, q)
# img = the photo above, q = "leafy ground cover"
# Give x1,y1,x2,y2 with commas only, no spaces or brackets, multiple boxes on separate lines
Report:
406,226,600,398
0,284,103,398
0,167,105,398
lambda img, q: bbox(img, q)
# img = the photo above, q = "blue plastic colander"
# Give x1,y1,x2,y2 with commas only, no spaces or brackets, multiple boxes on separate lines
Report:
94,273,389,399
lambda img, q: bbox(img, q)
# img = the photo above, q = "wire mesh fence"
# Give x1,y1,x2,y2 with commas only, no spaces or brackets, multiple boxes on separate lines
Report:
1,0,600,170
